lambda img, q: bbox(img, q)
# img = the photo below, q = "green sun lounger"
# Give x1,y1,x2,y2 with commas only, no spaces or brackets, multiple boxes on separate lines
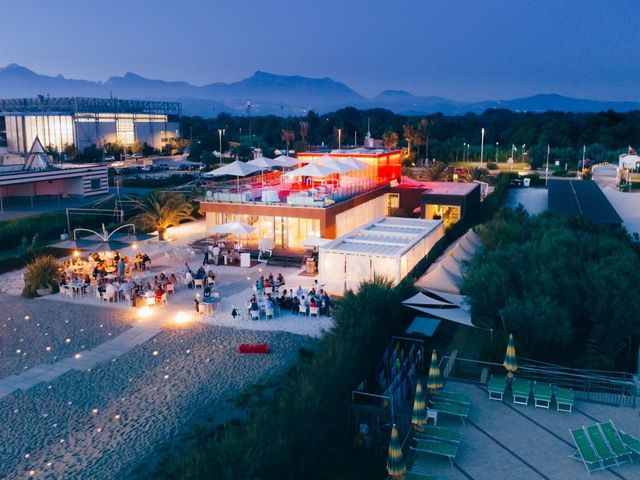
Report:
415,425,462,445
619,430,640,457
533,382,552,409
429,401,469,424
555,386,574,413
487,375,507,401
570,427,605,474
432,390,472,406
599,421,633,465
511,378,531,406
411,439,458,466
403,471,439,480
586,424,618,468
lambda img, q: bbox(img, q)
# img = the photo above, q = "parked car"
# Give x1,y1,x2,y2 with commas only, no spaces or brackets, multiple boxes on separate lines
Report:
131,153,143,159
104,155,115,162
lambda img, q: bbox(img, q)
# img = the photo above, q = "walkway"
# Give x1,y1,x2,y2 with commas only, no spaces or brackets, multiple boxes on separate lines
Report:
0,316,164,399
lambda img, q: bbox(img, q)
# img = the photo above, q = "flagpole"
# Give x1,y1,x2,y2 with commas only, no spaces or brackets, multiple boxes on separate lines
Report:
545,144,550,187
480,128,485,167
581,145,586,174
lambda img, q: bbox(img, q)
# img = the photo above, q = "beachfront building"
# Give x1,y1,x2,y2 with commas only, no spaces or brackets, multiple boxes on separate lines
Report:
199,149,403,248
0,97,181,154
389,179,481,228
319,216,445,295
0,137,108,209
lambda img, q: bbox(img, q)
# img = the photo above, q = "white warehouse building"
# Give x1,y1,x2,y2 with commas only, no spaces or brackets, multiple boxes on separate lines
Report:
0,97,181,154
319,216,445,295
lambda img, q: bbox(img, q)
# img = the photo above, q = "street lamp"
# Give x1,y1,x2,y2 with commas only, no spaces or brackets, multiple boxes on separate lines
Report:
337,128,342,150
495,142,499,163
480,128,485,166
218,128,225,165
463,142,467,162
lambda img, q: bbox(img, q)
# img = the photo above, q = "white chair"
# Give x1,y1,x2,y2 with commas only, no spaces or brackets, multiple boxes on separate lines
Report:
250,309,260,321
166,283,175,294
157,293,168,306
194,278,204,289
298,304,307,316
264,286,273,295
206,277,216,287
309,306,319,318
145,296,156,307
265,307,275,319
95,289,105,303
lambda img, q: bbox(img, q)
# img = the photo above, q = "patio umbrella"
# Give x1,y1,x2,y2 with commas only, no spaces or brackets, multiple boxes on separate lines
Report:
248,156,281,185
427,349,443,392
50,239,86,250
202,160,261,191
109,232,157,244
503,333,518,379
211,221,256,248
76,239,129,253
340,156,369,170
300,236,332,248
386,424,406,477
411,380,427,429
282,163,338,179
273,155,298,168
317,158,358,174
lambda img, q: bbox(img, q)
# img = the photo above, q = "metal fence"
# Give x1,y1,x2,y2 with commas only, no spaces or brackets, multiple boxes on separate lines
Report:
441,355,637,408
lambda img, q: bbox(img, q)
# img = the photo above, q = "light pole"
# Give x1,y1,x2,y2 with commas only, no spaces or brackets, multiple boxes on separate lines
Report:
218,128,225,164
337,128,342,150
480,128,485,166
463,142,467,162
495,142,499,163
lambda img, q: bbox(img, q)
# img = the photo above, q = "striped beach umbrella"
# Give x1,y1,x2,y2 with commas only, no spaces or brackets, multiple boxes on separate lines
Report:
427,349,443,392
411,380,427,428
386,423,406,477
503,333,518,378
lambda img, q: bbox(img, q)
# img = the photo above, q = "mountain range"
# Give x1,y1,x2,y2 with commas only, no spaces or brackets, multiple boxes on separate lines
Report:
1,63,639,117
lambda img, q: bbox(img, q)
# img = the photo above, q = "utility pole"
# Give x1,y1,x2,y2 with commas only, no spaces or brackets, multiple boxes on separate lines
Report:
480,128,485,166
545,144,550,186
218,128,225,165
495,142,499,163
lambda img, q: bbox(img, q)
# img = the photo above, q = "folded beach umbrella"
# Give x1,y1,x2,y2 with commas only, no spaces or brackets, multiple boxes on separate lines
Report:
386,423,406,477
427,349,443,392
411,380,427,428
503,333,518,378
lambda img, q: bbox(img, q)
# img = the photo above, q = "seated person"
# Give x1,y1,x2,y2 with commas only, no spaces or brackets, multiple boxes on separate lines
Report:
155,285,164,301
159,272,167,282
212,245,221,265
264,296,275,312
276,273,285,286
309,297,318,309
294,285,304,298
195,266,206,279
104,282,117,301
141,253,151,270
183,262,192,274
83,274,91,287
170,273,178,285
203,286,212,298
250,299,260,312
207,271,216,284
184,271,194,288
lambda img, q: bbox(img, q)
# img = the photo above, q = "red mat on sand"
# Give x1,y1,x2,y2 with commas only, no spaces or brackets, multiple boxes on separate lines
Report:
239,343,270,354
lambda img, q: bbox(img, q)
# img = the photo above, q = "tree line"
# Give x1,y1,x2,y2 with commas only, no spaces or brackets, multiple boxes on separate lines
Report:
183,107,640,168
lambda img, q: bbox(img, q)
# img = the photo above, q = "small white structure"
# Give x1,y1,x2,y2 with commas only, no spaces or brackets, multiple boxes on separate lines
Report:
319,216,444,295
618,153,640,171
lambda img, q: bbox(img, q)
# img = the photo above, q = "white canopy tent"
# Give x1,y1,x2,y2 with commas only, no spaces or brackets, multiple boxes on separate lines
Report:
420,289,472,312
405,304,476,327
414,264,462,294
339,157,370,170
402,291,453,307
318,158,365,174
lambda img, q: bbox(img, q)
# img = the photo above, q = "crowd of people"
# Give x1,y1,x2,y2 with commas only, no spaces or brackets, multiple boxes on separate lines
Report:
182,263,216,289
246,275,332,318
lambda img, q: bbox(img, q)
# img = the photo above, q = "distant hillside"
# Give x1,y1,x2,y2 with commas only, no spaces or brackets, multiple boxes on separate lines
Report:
1,64,639,116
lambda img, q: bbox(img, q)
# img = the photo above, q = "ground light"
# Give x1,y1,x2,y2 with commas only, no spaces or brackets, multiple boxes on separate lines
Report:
174,311,192,325
138,306,152,319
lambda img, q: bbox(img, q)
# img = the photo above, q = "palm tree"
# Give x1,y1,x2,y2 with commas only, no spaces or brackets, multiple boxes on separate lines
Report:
299,121,309,143
425,161,449,181
383,129,399,149
132,191,195,240
403,124,417,157
281,129,295,156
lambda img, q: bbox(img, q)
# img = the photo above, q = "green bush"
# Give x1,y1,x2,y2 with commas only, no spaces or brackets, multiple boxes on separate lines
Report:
22,255,62,297
486,161,499,170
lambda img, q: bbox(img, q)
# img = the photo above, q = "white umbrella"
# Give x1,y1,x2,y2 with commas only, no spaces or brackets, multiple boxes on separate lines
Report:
300,236,332,248
304,154,334,164
248,157,281,185
211,221,257,249
283,163,338,179
273,155,298,168
203,160,261,177
318,158,358,174
202,160,261,191
340,157,369,170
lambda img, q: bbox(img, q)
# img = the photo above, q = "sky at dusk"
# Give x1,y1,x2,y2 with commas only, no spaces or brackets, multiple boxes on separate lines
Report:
1,0,639,101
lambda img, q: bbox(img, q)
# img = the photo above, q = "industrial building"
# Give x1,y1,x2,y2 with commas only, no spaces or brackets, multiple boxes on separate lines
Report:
0,97,181,154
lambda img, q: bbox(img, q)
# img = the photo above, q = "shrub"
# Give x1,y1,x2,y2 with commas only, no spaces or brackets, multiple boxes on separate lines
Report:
486,161,499,170
22,255,62,297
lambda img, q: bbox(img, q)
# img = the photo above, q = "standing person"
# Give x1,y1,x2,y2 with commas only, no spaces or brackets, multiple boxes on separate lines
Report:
117,257,126,282
203,244,210,265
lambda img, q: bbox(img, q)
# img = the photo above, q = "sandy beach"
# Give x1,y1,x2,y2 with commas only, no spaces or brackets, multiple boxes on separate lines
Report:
0,322,311,479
